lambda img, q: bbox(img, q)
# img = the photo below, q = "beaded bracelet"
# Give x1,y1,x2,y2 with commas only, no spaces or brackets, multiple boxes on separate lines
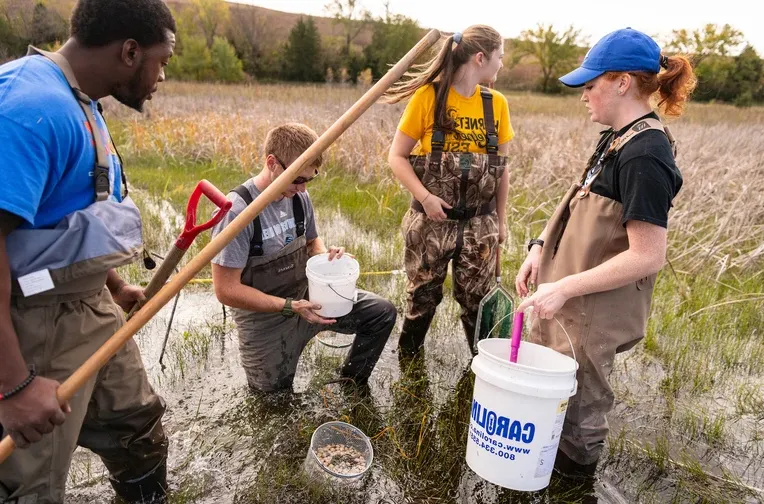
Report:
0,367,37,401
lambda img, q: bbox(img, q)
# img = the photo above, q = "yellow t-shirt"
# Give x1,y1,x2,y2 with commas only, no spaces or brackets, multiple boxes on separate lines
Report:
397,83,514,155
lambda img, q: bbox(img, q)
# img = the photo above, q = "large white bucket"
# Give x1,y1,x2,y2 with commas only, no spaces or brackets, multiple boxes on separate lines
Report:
466,338,578,492
306,254,360,318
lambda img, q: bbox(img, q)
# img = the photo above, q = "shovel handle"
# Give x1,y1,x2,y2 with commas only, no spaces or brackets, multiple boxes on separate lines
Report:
176,180,232,250
127,245,186,320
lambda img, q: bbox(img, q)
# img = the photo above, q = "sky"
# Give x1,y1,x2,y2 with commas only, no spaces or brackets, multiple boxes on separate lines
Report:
231,0,762,54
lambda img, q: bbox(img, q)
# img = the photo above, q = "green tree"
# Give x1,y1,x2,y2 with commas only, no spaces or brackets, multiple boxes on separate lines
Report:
666,24,744,65
693,56,735,102
210,36,244,82
226,4,276,78
364,4,420,79
513,24,587,93
189,0,230,48
671,26,761,105
166,35,212,81
325,0,371,58
725,46,764,106
282,16,323,82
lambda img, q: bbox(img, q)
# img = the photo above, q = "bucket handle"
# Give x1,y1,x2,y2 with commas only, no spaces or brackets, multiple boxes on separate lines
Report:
327,284,358,304
552,315,577,367
498,312,577,366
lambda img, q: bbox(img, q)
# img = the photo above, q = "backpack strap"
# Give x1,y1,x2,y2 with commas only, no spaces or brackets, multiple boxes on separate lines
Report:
27,46,112,202
230,185,307,257
292,195,305,238
479,85,499,166
231,185,264,257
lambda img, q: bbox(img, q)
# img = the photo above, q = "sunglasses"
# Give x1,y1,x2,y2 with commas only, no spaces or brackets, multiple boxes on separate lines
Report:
273,155,320,185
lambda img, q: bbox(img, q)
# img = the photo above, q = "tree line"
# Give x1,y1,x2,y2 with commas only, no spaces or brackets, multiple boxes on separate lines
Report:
1,1,762,106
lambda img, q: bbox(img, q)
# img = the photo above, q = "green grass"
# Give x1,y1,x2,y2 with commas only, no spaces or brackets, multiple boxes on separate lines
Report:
645,270,764,396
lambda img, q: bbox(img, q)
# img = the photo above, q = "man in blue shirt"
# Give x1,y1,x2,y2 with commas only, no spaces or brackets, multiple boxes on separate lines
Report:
0,0,176,502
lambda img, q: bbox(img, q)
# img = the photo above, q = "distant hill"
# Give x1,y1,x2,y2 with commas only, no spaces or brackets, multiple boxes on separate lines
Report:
162,0,543,89
165,0,381,51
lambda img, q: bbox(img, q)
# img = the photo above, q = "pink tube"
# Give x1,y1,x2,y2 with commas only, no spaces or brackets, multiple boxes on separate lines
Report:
510,312,524,363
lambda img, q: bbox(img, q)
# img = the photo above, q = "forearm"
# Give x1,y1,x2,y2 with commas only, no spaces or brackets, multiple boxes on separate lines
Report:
105,269,126,295
559,249,662,299
219,282,286,313
0,236,29,390
308,237,327,257
537,223,549,245
390,155,429,202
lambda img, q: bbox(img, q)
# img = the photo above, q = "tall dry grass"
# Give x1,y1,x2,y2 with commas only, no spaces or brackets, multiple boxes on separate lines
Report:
107,81,764,275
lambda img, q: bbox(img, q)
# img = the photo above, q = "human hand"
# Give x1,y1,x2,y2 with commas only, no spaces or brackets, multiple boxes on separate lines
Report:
421,193,452,221
112,284,146,313
516,280,569,320
0,376,70,449
327,246,345,261
515,245,542,297
291,299,337,325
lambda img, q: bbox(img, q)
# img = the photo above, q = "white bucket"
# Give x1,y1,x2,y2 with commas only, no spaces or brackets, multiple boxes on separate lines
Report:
466,338,578,492
306,254,360,318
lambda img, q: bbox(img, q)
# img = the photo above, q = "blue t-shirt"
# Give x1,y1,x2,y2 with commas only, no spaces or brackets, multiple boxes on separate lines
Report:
0,55,123,229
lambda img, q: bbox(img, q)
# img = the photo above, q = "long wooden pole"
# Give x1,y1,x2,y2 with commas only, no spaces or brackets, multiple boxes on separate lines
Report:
0,29,442,464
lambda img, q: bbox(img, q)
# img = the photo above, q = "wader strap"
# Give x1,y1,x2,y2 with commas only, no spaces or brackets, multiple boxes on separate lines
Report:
430,81,445,168
230,185,305,258
479,86,499,168
457,154,471,213
410,198,496,220
27,46,112,202
98,102,129,197
664,125,677,157
580,118,677,187
608,118,672,156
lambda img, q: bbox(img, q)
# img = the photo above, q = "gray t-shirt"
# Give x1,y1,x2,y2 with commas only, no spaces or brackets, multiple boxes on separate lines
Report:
211,178,318,269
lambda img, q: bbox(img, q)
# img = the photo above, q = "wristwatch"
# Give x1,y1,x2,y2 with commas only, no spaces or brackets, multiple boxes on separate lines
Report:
281,297,295,318
527,238,545,252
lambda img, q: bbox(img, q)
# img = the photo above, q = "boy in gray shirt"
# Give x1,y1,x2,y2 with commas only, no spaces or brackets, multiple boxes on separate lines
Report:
211,123,396,392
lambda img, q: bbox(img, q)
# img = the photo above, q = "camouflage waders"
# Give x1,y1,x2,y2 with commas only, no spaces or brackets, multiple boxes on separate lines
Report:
399,86,508,356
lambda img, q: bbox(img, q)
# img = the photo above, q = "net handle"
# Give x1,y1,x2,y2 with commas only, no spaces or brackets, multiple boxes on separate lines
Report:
495,246,501,281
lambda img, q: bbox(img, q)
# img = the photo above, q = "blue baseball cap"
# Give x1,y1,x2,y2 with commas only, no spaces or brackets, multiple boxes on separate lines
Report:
560,28,661,88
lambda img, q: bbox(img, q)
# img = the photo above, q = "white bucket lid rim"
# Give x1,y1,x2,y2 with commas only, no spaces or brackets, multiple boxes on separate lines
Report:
477,340,577,375
306,254,360,281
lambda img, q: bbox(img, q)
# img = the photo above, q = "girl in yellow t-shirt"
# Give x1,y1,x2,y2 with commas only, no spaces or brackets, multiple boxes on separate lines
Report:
383,25,514,357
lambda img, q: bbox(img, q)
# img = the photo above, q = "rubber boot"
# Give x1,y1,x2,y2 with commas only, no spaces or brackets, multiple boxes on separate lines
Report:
397,313,435,357
553,448,599,480
460,312,478,356
110,461,168,503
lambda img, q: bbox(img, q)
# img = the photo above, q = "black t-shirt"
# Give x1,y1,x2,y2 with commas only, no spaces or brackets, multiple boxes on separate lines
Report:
583,112,683,228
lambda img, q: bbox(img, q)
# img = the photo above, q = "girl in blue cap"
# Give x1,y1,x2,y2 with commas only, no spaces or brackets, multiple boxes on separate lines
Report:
384,26,514,358
514,27,696,478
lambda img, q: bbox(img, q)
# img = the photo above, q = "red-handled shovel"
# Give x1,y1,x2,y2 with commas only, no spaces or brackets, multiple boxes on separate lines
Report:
127,179,232,320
